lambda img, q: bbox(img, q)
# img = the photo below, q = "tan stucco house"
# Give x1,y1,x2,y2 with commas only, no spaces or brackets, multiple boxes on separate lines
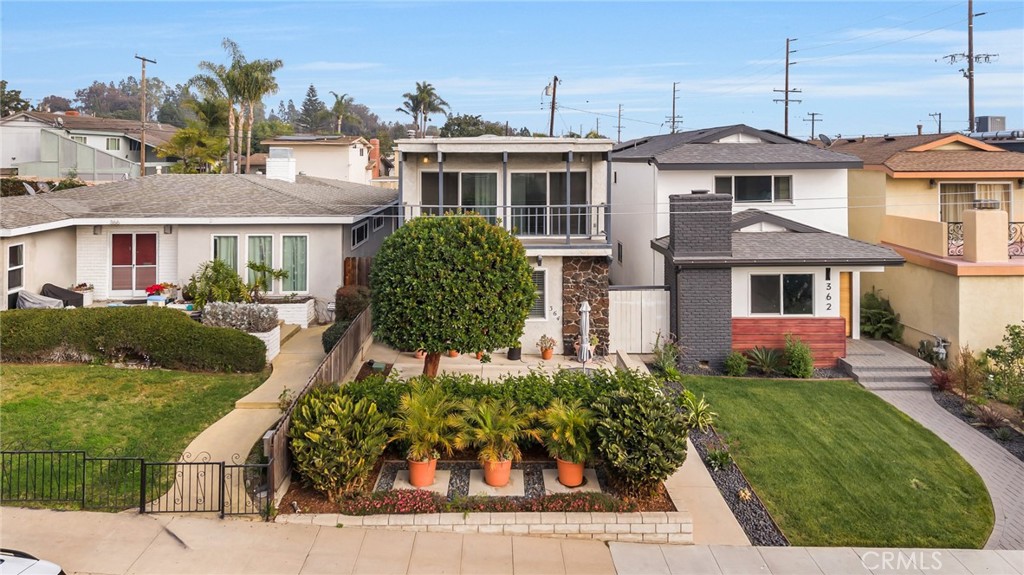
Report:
260,134,381,185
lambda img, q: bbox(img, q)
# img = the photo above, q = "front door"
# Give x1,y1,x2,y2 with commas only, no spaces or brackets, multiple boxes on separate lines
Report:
111,233,157,296
839,272,852,337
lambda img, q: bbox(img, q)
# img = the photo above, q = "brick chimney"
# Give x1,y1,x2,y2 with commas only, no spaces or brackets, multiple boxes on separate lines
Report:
669,191,733,258
369,139,381,179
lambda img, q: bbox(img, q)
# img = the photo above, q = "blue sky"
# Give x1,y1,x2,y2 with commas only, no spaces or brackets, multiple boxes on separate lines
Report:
3,1,1022,142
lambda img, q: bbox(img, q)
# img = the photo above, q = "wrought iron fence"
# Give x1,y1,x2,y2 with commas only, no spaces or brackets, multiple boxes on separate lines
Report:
947,221,1024,257
1011,222,1024,257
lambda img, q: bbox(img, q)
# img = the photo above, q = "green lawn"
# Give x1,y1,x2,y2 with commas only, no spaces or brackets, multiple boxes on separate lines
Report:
683,376,993,548
1,364,268,460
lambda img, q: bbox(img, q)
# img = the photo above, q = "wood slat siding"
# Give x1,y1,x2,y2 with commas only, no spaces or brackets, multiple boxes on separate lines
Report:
609,289,670,353
732,317,847,367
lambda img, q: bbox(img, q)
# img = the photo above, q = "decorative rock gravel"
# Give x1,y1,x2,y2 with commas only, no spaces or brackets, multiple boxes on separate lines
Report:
932,390,1024,462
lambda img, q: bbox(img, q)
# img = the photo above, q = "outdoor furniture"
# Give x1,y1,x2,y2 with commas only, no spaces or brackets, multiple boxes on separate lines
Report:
16,290,63,309
41,283,84,308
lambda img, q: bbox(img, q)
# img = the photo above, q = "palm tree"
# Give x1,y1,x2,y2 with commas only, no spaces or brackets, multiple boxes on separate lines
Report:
396,82,449,136
328,91,358,134
237,57,283,173
395,92,421,135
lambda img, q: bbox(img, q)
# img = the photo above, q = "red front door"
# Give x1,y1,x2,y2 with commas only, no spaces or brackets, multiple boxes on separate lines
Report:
111,233,157,294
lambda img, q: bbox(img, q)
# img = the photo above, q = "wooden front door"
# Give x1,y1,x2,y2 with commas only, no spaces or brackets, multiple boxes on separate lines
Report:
111,233,157,295
839,272,852,337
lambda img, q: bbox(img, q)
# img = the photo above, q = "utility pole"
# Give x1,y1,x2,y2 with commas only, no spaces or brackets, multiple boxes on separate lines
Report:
803,112,822,140
665,82,683,133
135,54,156,178
545,76,560,137
929,112,943,133
596,117,600,137
616,104,623,144
773,38,802,136
939,0,995,132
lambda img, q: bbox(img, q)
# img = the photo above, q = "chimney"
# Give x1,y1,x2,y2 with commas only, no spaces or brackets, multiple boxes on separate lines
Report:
669,192,733,258
369,138,381,179
266,147,296,183
917,124,923,136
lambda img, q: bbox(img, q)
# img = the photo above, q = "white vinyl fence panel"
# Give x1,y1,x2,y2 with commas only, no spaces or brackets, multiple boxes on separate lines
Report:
609,288,670,353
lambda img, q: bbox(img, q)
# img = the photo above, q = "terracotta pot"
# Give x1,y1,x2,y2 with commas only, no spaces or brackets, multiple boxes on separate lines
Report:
482,459,513,487
541,349,554,360
407,458,437,487
447,350,459,358
556,458,585,488
414,349,426,359
475,351,484,360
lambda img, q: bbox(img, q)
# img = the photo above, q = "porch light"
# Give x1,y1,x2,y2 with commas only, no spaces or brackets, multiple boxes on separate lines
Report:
93,225,102,235
536,255,543,266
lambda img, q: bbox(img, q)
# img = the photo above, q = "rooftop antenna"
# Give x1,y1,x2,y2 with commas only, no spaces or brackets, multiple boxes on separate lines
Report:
818,133,833,148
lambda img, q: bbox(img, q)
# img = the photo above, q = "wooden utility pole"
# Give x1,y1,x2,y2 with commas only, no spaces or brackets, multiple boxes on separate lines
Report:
135,54,156,178
547,76,559,137
773,38,802,136
666,82,683,133
939,0,994,132
616,104,623,143
929,112,943,133
803,112,822,139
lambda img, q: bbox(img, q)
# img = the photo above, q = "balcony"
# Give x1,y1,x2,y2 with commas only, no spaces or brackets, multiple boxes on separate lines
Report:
947,222,1024,258
408,204,608,246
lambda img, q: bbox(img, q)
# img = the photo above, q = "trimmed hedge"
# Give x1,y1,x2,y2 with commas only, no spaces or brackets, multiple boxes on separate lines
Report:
1,307,266,372
321,320,353,353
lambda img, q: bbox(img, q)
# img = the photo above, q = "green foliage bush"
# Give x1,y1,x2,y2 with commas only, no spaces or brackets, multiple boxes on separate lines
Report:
746,346,782,376
951,345,986,399
185,259,251,309
342,374,411,417
321,320,352,353
724,351,748,377
675,389,717,432
289,387,389,501
334,285,371,323
861,287,904,342
783,335,815,379
0,307,265,372
593,388,689,495
985,322,1024,408
651,332,682,381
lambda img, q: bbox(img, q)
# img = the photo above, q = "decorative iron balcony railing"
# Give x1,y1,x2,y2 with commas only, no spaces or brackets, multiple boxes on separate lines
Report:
947,221,1024,257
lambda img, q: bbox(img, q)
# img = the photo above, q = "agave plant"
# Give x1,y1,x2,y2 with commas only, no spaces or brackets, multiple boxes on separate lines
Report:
455,398,538,463
746,346,782,376
390,382,462,462
538,398,595,464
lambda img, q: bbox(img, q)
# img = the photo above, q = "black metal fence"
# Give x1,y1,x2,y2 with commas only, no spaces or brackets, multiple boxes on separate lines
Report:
1,450,271,518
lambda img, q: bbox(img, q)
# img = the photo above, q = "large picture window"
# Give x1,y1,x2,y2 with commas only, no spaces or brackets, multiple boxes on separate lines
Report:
213,235,238,271
751,273,813,315
716,175,793,203
282,235,308,292
420,172,498,222
511,172,589,236
939,182,1011,222
247,235,273,291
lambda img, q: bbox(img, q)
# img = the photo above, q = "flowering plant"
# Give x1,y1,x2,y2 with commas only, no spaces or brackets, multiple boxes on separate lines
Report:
145,282,177,296
71,282,94,291
537,335,557,352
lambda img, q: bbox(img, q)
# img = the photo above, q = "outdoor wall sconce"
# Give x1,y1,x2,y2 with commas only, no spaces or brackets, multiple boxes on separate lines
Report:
92,225,102,235
536,255,543,266
929,179,937,188
163,225,173,234
421,155,429,164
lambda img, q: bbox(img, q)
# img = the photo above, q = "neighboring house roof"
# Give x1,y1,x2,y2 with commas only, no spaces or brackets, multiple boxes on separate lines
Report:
0,174,398,236
652,208,903,267
4,111,179,148
825,133,1024,175
613,124,862,170
262,134,367,146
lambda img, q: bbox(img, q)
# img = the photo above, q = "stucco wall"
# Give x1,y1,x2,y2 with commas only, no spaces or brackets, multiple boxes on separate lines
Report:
609,162,659,286
521,256,565,355
293,146,369,184
1,228,77,310
848,169,888,244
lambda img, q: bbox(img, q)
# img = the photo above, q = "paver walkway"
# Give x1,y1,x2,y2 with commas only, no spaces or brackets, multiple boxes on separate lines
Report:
844,339,1024,551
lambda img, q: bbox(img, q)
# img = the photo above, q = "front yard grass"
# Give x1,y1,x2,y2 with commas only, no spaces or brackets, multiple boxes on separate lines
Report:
1,364,268,461
683,376,993,549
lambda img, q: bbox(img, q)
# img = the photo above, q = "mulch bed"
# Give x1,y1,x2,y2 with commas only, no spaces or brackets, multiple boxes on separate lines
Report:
931,390,1024,463
353,361,393,381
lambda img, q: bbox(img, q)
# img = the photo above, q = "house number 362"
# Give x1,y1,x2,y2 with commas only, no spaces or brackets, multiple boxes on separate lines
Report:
825,282,832,310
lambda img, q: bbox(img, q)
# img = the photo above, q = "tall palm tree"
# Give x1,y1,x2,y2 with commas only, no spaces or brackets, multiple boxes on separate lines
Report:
189,59,239,173
396,92,421,135
237,57,283,173
415,81,449,135
328,91,357,134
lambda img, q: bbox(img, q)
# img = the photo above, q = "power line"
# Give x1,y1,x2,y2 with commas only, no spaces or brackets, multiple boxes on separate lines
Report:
803,112,822,140
937,0,997,132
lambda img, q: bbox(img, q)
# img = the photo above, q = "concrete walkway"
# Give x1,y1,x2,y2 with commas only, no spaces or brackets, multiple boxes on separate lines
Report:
844,340,1024,551
666,440,750,546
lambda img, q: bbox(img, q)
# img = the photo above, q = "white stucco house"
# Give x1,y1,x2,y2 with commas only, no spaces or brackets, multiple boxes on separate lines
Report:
1,168,397,323
260,134,380,185
610,124,862,286
394,136,614,354
1,111,179,180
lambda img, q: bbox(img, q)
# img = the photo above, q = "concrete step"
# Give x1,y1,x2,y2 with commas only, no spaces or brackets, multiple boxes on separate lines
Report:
279,322,301,346
857,379,933,391
853,373,933,384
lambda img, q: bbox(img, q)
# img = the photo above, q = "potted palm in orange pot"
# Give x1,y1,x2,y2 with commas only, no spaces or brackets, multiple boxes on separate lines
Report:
539,398,595,487
456,398,538,487
390,383,461,488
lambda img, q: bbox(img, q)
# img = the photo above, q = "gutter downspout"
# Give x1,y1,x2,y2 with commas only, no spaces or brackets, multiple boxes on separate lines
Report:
605,151,612,246
565,151,572,245
397,152,404,226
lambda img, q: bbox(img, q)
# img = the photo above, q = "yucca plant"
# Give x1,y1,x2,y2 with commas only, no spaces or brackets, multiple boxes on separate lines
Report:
676,389,717,432
746,346,782,376
390,382,462,462
455,398,538,464
539,398,595,464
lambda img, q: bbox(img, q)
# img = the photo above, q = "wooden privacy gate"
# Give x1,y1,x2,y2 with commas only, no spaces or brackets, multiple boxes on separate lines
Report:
608,287,670,353
344,257,372,287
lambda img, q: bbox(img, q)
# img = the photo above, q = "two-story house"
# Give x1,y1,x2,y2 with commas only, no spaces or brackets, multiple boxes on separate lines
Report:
260,134,381,185
830,133,1024,360
1,111,178,180
394,136,613,355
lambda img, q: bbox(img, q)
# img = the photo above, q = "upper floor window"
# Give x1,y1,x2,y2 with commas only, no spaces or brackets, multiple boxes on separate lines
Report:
372,215,385,231
106,138,120,151
70,136,86,144
939,182,1011,222
352,221,369,248
129,140,142,152
716,175,792,203
421,172,498,222
511,172,588,235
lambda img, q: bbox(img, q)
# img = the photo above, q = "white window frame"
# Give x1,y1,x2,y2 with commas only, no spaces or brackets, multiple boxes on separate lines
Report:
351,220,370,249
717,175,794,204
105,137,120,151
211,234,240,273
281,234,310,294
508,170,590,236
70,135,87,144
7,243,25,294
372,215,385,231
245,234,275,293
527,268,547,320
938,181,1013,222
748,273,815,317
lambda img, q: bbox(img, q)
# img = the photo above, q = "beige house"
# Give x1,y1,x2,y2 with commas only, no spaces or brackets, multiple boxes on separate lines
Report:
832,133,1024,359
259,135,380,184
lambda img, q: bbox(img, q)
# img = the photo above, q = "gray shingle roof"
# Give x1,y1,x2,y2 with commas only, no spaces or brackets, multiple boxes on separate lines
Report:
613,124,862,168
1,174,398,231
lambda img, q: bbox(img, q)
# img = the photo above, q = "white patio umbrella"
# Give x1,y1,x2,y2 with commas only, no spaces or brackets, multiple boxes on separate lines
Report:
578,300,592,368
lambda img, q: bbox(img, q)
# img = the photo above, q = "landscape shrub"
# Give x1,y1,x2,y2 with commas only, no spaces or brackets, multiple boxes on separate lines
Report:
782,335,814,379
724,351,748,377
0,307,265,372
950,345,986,399
334,490,638,515
675,389,717,432
593,387,689,495
746,346,782,376
930,367,953,392
985,322,1024,407
342,373,411,417
334,285,371,322
651,332,682,381
289,387,389,502
321,320,352,353
184,259,251,309
861,287,904,342
704,434,734,472
202,302,278,333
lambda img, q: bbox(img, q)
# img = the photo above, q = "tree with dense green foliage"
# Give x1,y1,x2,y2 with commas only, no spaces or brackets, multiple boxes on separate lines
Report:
235,54,283,173
1,81,31,116
986,322,1024,409
156,120,227,173
37,95,73,113
439,113,506,137
190,43,243,172
397,81,449,136
297,84,330,133
328,91,359,134
370,213,535,376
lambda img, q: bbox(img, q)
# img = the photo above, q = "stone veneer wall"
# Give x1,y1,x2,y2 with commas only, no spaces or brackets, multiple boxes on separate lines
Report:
277,510,693,544
561,257,610,355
